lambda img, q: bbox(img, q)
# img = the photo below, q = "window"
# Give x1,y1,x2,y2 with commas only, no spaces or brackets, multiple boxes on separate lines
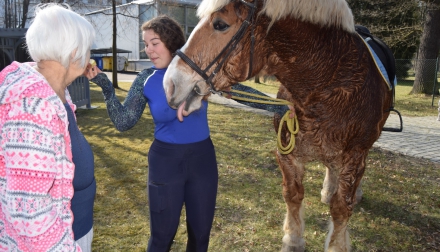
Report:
159,3,199,38
138,2,200,59
185,7,198,36
160,3,185,24
139,4,155,59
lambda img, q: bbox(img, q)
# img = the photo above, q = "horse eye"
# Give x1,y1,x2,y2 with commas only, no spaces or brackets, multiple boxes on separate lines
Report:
213,20,229,31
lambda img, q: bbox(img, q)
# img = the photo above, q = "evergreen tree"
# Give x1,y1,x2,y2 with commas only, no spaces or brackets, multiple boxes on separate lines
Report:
348,0,422,79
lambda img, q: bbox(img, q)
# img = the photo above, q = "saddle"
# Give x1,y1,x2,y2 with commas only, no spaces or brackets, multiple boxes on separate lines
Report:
355,25,402,132
355,25,396,86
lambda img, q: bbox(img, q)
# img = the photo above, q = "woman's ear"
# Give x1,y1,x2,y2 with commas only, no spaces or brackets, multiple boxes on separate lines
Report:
70,49,78,60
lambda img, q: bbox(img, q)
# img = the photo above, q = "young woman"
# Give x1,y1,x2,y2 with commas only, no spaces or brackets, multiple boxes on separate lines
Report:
85,15,290,252
0,4,96,251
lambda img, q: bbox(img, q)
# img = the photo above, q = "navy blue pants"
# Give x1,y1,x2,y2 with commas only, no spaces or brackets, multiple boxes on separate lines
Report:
146,137,218,252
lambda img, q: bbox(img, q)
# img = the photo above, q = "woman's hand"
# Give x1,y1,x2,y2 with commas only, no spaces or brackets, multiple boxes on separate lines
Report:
288,105,296,118
83,63,102,80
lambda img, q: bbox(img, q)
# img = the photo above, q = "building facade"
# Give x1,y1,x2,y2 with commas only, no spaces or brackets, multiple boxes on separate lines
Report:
84,0,200,71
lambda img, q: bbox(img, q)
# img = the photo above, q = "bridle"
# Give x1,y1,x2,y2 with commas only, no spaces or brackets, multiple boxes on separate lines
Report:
175,0,300,153
175,0,258,95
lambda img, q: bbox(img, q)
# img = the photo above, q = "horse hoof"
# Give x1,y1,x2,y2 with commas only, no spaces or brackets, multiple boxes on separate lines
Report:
281,243,305,252
321,197,331,205
281,235,305,252
320,190,332,205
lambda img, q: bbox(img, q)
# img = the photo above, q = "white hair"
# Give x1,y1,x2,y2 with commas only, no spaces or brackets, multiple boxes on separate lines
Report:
197,0,354,33
26,4,95,69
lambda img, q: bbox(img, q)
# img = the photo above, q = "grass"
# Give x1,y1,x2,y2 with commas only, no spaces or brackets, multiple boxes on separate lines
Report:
78,80,440,251
394,80,439,117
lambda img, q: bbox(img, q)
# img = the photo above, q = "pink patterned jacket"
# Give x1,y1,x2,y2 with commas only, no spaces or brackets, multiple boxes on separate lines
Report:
0,62,81,251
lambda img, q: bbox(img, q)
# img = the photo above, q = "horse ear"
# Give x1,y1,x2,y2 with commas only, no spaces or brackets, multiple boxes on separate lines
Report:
234,1,247,18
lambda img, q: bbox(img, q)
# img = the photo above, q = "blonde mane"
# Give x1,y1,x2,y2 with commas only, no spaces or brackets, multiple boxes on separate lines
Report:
197,0,355,33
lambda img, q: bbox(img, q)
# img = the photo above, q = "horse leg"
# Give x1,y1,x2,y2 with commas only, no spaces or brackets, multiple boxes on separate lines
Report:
276,152,306,252
321,166,338,204
324,153,366,252
321,166,363,205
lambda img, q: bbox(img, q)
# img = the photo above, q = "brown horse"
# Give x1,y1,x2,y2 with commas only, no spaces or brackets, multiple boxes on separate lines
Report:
163,0,393,251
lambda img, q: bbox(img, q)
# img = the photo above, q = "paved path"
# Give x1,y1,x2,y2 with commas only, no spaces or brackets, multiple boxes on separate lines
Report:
375,114,440,163
108,71,440,164
103,71,139,82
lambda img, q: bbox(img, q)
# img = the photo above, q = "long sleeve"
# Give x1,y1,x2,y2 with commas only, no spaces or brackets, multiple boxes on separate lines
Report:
0,97,80,252
91,69,154,132
231,83,289,116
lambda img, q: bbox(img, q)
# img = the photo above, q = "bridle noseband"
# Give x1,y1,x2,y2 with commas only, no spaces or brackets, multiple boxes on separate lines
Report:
175,0,257,95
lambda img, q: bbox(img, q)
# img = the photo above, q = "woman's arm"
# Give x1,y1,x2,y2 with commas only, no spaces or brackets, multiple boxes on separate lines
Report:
90,69,154,132
1,99,80,251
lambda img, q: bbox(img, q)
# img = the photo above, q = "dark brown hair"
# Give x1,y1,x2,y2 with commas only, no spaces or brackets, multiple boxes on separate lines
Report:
141,15,185,54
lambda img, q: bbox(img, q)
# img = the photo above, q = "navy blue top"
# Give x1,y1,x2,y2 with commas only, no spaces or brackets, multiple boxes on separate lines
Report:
143,68,209,143
65,103,96,240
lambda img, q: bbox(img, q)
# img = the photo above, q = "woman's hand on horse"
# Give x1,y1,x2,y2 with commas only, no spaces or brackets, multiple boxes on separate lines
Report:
288,105,296,118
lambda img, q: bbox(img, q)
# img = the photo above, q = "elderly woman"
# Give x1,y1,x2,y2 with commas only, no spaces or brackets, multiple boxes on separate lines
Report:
0,4,96,252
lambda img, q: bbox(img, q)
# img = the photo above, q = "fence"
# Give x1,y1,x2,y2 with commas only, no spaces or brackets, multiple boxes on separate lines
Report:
395,58,439,83
68,76,92,109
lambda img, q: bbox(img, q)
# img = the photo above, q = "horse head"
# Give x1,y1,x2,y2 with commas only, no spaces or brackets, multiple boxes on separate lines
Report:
163,0,264,121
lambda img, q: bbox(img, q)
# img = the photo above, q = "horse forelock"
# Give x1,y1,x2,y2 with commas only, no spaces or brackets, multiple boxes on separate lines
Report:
197,0,230,19
197,0,355,33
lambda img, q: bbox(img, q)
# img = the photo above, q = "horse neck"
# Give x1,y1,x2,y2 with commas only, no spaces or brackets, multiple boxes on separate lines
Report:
263,19,356,95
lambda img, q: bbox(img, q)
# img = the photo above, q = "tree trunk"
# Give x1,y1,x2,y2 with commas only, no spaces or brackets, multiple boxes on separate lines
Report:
20,0,30,28
5,0,10,28
412,1,440,95
112,0,119,88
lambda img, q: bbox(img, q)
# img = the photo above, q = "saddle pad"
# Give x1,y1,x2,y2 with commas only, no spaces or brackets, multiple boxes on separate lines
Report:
355,25,396,90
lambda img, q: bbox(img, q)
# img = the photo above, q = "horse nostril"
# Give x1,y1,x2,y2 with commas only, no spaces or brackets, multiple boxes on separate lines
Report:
193,85,201,94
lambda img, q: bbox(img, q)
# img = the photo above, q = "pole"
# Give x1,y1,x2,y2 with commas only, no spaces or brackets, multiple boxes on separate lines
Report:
112,0,119,88
431,57,438,106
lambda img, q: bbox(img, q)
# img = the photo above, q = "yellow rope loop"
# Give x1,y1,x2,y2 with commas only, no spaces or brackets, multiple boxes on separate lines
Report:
277,112,298,154
223,89,299,154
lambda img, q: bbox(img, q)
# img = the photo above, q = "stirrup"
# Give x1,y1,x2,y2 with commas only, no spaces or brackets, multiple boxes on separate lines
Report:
382,108,403,132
